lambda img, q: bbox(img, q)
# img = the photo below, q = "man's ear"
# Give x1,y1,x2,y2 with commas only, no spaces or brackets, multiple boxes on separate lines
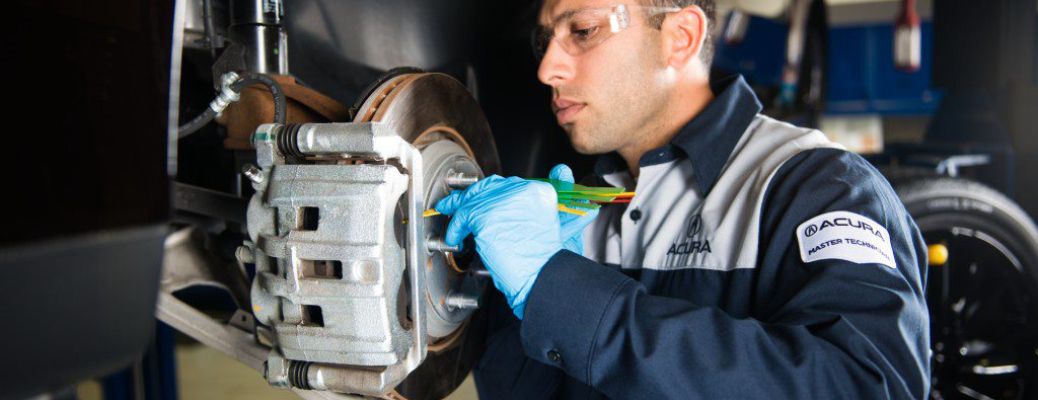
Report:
661,6,708,68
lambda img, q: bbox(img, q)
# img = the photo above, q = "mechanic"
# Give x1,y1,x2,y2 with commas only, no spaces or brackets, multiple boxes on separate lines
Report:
435,0,931,398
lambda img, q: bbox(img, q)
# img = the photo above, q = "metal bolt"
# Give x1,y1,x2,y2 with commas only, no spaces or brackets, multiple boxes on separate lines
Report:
235,245,255,264
210,72,242,113
445,293,480,311
445,172,480,189
242,164,265,185
427,237,461,253
265,356,291,388
220,71,240,87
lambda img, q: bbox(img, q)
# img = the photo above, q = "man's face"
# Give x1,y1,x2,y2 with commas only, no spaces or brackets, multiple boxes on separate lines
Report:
537,0,672,155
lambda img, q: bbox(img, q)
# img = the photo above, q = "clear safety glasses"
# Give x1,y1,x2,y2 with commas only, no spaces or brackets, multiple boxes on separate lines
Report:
531,4,680,61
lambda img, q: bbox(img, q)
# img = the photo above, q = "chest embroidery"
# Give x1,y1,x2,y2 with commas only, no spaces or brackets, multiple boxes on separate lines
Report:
666,214,712,255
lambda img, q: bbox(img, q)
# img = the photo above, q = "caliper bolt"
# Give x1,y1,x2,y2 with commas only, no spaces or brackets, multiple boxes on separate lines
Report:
242,164,265,185
235,245,255,264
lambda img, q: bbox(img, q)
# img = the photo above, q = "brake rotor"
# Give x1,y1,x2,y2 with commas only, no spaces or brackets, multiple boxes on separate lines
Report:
354,71,500,173
352,71,499,400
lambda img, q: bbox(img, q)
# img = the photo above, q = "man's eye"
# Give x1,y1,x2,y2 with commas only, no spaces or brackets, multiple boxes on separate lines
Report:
570,26,599,41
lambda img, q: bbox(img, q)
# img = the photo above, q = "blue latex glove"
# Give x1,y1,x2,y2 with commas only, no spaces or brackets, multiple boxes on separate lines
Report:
549,164,600,256
435,175,562,319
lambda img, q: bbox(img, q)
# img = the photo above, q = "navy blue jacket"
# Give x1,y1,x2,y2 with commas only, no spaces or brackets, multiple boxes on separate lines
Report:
473,75,930,399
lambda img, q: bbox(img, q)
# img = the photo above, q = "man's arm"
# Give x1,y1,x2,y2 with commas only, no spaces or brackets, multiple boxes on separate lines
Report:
519,149,930,399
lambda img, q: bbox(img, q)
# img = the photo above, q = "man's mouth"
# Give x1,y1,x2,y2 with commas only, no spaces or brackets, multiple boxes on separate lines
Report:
553,98,586,124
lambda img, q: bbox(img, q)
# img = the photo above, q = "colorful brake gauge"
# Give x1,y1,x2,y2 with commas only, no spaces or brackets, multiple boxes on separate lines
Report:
533,178,635,208
423,179,633,218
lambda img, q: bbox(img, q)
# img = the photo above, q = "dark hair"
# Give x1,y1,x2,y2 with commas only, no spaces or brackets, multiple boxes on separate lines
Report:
643,0,716,65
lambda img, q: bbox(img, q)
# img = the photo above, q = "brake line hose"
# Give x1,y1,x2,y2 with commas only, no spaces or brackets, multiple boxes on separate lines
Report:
232,72,286,124
176,107,220,139
177,71,287,139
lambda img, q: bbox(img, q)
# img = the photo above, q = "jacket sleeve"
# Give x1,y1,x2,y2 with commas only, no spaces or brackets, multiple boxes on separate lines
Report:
518,148,931,399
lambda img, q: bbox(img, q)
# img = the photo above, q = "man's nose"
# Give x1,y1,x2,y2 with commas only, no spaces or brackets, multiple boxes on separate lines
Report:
537,40,574,88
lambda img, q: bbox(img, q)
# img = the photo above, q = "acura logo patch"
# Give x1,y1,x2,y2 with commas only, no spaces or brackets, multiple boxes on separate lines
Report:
796,211,896,269
686,214,703,238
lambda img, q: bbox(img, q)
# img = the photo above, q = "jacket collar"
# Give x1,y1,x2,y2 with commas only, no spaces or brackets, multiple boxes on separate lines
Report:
593,74,762,196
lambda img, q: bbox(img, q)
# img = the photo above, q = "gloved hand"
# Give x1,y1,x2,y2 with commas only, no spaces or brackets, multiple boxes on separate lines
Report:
435,175,562,319
549,164,600,256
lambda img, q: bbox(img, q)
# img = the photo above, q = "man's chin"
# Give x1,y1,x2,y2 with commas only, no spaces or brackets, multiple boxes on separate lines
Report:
560,124,606,154
568,135,607,155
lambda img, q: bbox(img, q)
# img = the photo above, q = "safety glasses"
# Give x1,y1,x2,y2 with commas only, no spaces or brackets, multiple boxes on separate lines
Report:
531,4,680,61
